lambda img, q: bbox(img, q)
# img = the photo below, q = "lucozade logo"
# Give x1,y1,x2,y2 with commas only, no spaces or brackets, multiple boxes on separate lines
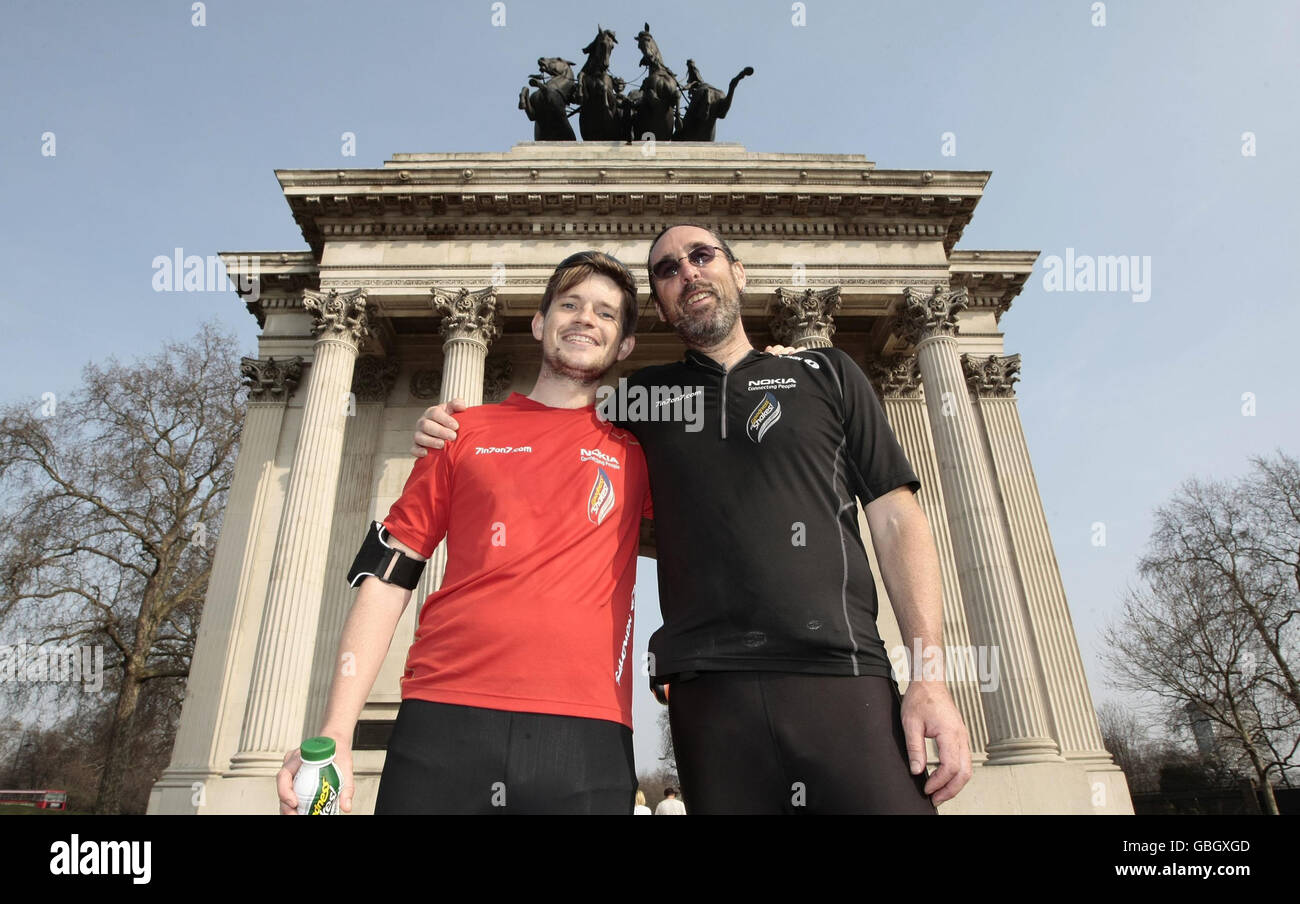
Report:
586,466,615,525
746,393,782,443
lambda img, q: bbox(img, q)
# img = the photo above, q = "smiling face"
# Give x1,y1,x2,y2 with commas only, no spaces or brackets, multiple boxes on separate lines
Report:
532,272,635,385
647,225,747,349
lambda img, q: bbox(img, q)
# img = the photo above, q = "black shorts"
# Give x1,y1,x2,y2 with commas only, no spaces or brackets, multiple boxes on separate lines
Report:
374,699,636,815
666,671,937,815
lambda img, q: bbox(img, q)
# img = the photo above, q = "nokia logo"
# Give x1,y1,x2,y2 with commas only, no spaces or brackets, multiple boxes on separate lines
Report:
747,377,797,391
580,448,621,469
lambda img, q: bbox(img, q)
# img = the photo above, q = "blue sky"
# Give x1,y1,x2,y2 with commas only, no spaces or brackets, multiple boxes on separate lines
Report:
2,1,1297,775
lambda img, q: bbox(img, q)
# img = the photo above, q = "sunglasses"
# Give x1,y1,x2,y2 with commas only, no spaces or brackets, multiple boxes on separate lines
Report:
650,245,729,281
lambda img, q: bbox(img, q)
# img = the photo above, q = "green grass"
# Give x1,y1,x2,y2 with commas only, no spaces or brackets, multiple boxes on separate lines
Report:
0,803,80,815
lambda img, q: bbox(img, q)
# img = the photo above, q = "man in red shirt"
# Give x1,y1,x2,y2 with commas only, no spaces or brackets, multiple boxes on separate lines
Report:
277,251,652,814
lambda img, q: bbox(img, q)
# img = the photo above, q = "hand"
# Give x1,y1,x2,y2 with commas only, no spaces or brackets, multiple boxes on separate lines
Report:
410,398,471,457
763,344,798,356
277,738,355,815
899,681,972,806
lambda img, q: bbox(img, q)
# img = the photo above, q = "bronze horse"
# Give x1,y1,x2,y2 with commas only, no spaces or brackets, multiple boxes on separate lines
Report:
576,26,629,141
631,23,680,142
676,60,753,141
519,57,579,141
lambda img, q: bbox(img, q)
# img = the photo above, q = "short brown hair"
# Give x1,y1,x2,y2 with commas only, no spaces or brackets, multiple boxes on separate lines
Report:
540,251,639,338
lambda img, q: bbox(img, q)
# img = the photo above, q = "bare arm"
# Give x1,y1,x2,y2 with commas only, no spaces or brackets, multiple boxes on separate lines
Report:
320,535,426,740
277,534,426,814
865,486,945,664
865,486,972,805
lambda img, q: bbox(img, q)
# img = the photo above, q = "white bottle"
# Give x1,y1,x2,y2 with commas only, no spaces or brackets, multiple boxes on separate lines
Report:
293,736,341,815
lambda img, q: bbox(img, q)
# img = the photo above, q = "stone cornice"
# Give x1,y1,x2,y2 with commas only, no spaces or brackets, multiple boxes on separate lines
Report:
282,196,980,255
221,251,319,328
276,144,988,255
949,250,1038,323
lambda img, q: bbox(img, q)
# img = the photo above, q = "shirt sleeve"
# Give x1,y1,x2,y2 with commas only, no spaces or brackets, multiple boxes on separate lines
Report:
381,445,454,559
829,349,921,505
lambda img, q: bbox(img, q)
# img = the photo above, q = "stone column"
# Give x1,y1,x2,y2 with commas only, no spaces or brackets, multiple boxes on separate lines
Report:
896,284,1060,764
962,353,1114,765
418,287,506,596
769,286,842,348
431,286,504,406
867,354,990,761
228,289,371,774
148,357,302,811
304,356,400,736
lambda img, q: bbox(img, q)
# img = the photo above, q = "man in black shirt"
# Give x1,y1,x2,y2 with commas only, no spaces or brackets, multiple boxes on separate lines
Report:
415,226,972,813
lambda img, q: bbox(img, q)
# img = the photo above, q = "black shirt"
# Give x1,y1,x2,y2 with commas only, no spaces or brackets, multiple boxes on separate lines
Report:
609,347,922,681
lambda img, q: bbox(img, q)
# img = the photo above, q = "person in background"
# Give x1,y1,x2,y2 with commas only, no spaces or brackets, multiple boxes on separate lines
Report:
654,787,686,815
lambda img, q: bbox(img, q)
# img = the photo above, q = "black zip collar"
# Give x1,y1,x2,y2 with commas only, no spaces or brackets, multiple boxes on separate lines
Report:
683,347,769,374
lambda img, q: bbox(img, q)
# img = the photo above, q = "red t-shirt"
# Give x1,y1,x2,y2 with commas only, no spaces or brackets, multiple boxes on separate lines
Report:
382,393,653,729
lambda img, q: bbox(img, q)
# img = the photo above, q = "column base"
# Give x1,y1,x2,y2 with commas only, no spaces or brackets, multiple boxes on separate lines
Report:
147,767,221,814
936,760,1134,814
983,736,1066,765
225,750,291,777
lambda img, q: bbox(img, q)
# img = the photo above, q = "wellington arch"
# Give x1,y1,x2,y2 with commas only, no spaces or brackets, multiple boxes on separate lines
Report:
149,141,1134,814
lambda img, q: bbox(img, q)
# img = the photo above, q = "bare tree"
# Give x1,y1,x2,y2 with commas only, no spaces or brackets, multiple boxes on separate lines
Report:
1148,457,1300,722
1102,456,1300,814
1096,699,1161,793
657,705,677,776
0,320,245,813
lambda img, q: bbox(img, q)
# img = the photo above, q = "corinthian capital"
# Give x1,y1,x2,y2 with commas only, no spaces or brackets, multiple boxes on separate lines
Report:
866,354,922,400
769,286,842,348
895,284,968,346
431,286,505,347
302,288,370,347
962,353,1022,398
241,355,304,402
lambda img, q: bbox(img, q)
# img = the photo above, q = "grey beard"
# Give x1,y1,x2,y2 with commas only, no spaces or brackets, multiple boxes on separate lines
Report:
673,298,741,348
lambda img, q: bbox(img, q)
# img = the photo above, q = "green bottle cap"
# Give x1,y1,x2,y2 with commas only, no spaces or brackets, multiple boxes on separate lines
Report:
300,736,336,763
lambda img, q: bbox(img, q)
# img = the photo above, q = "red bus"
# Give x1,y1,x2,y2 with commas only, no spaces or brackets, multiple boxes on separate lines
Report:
0,789,68,810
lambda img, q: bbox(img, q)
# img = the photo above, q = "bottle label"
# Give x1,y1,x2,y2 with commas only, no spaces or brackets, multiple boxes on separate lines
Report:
309,765,340,815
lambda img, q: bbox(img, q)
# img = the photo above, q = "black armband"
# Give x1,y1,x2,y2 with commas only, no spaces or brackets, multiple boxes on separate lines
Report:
346,521,427,590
